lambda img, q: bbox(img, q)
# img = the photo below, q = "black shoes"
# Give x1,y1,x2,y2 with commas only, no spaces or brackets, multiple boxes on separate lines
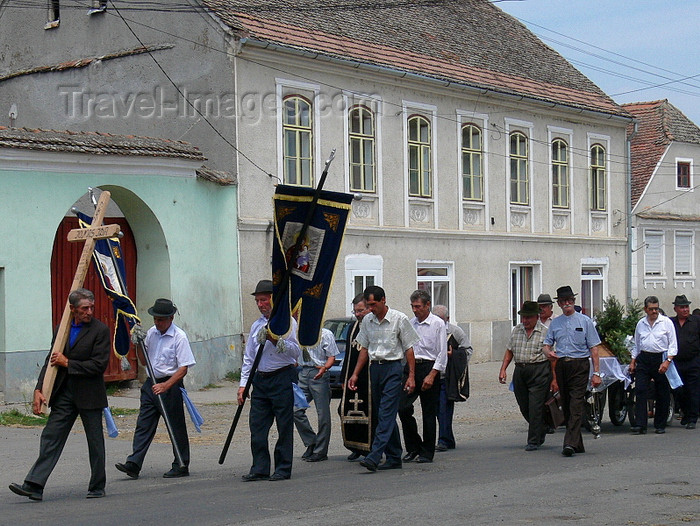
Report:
416,456,433,463
86,489,105,499
9,482,43,501
562,445,575,457
525,444,538,451
269,473,290,481
654,428,666,434
242,473,269,482
301,444,315,460
687,422,697,430
377,462,402,470
347,451,362,461
115,461,140,479
306,453,328,462
631,427,647,435
359,458,378,472
402,451,419,462
435,444,448,452
163,467,189,478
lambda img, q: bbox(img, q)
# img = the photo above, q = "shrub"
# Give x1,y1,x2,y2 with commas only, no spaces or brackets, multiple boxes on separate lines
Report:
594,296,643,363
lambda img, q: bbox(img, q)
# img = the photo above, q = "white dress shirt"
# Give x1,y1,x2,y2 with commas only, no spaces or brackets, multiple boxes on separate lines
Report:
240,316,301,387
633,314,678,360
144,323,196,378
410,312,448,372
299,327,339,367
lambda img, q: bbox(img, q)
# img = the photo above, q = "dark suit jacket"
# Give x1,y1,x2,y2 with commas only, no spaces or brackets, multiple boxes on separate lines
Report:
36,317,111,410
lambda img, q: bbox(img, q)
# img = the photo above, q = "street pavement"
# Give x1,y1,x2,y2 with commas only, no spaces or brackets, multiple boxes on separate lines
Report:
1,362,698,525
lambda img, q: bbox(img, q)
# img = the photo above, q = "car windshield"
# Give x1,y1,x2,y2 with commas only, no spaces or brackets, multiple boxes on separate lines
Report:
323,319,351,341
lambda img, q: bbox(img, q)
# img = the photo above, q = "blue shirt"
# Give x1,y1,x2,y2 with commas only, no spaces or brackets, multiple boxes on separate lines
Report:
544,311,601,358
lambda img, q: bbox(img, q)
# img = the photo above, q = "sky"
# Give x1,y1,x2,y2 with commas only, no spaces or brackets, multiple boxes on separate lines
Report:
493,0,700,124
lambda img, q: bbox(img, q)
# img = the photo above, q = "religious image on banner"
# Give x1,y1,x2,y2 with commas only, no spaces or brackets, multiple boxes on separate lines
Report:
77,212,140,360
268,185,353,347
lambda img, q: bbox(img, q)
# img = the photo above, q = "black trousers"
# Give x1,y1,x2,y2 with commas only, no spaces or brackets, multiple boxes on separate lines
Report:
128,377,189,470
634,352,671,430
675,355,700,424
555,357,589,452
26,385,106,492
248,366,296,478
513,361,552,446
399,361,440,460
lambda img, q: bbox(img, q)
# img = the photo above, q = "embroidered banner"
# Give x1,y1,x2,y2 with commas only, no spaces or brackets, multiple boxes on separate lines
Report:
268,185,353,347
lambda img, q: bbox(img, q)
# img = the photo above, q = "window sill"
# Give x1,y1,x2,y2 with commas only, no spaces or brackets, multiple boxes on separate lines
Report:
44,19,60,30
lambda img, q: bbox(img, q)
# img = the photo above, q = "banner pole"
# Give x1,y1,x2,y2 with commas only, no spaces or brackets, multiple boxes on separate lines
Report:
218,149,336,464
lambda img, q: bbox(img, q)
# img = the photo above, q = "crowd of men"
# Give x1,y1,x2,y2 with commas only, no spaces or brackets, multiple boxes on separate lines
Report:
9,281,698,498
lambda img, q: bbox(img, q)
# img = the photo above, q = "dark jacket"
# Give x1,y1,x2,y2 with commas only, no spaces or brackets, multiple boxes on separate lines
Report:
445,336,471,402
36,317,111,409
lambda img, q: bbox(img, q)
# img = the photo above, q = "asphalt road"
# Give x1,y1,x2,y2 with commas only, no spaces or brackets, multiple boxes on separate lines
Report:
1,362,698,525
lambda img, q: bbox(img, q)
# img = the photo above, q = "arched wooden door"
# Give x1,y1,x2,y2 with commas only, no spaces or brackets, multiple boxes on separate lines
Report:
51,217,138,382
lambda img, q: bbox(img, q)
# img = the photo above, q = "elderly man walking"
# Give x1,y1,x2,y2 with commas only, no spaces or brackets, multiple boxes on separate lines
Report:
630,295,678,435
670,294,700,430
543,286,602,457
499,301,551,451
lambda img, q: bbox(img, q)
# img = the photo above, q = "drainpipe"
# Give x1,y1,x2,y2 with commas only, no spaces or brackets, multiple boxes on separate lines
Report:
626,121,638,304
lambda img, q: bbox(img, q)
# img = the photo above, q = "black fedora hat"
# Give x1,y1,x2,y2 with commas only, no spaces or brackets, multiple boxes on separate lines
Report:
673,294,691,306
251,279,273,295
554,285,577,300
518,301,540,316
148,298,177,317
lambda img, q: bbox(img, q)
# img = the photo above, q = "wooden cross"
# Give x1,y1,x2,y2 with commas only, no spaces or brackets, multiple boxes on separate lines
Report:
40,190,121,413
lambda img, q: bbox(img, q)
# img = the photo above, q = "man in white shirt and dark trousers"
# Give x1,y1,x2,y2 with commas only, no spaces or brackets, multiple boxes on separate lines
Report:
349,285,419,472
399,290,447,463
238,280,301,481
294,327,339,462
116,298,196,479
630,295,678,434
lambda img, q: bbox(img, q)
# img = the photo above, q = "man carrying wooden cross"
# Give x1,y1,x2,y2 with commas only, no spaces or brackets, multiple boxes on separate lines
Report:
9,288,111,501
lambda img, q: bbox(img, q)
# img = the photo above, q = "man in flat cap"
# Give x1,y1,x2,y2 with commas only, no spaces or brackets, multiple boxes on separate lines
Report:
116,298,196,479
543,286,602,457
239,279,300,481
670,295,699,430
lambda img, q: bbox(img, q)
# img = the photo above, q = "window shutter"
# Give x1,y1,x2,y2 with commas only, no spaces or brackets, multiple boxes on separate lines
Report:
644,232,663,275
675,232,692,275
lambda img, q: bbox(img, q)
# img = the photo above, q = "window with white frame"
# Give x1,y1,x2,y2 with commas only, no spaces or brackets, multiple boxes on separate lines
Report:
674,231,693,276
580,267,604,317
282,95,313,187
644,230,664,276
345,255,382,314
510,132,529,205
408,115,432,197
462,123,483,201
677,160,692,190
510,263,540,325
417,262,452,313
590,144,606,211
348,105,376,193
552,139,569,208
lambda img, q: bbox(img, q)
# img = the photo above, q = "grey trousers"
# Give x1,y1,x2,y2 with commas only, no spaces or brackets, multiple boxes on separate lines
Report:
294,366,332,456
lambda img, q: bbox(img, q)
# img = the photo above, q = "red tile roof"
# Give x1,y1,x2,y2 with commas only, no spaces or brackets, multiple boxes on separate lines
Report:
0,127,205,160
204,0,628,117
622,100,700,207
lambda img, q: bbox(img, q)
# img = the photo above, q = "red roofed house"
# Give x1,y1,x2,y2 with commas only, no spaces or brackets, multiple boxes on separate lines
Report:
0,0,633,364
624,100,700,309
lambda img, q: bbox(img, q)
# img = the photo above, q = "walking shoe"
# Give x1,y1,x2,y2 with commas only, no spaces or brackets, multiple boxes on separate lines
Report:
525,444,538,451
654,428,665,434
115,461,140,479
359,458,378,472
86,489,105,498
269,473,290,481
562,445,575,457
402,451,419,462
435,444,448,452
306,453,328,462
242,473,269,481
347,451,362,461
163,467,189,478
9,482,43,501
416,456,433,463
687,422,696,430
301,444,315,461
377,461,402,470
630,427,647,435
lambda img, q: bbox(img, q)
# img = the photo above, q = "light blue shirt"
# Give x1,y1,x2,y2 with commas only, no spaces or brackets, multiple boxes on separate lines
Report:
544,311,600,358
241,315,301,387
299,328,339,367
356,307,420,361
